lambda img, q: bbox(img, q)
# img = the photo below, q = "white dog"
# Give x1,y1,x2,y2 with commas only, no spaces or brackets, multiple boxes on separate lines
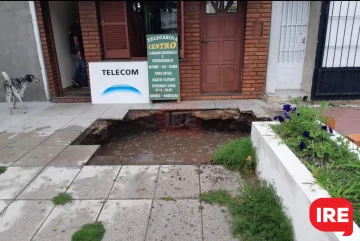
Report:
2,71,40,115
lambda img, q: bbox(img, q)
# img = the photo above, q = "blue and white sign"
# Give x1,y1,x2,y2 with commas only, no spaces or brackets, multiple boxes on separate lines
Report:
89,61,150,104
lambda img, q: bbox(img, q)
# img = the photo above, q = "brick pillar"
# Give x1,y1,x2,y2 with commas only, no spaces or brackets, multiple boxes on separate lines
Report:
242,1,271,99
35,1,62,97
180,2,201,101
78,1,102,86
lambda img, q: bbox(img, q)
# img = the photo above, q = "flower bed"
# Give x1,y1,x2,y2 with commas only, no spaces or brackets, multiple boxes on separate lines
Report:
251,102,360,240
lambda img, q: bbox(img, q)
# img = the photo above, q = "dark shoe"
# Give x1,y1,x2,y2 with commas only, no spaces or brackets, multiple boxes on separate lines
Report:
72,79,80,87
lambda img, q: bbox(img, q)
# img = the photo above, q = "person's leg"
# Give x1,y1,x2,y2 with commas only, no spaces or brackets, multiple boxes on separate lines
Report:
79,58,89,88
71,54,81,87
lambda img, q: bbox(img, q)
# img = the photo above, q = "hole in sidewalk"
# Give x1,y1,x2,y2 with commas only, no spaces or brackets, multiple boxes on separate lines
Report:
72,109,260,165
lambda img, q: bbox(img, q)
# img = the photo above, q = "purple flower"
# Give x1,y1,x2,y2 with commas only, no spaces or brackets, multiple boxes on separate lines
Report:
284,112,291,119
299,141,306,150
273,115,279,121
321,125,328,131
283,104,291,112
278,116,285,123
329,127,333,133
303,131,310,138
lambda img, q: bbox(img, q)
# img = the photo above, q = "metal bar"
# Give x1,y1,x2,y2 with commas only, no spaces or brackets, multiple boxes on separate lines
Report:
340,1,350,67
346,1,357,66
325,1,335,67
285,1,291,62
353,25,360,67
279,1,286,62
298,1,304,62
288,1,295,62
332,1,342,67
292,1,298,62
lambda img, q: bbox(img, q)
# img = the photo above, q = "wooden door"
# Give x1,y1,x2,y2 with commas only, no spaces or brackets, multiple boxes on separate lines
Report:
200,1,244,92
100,1,130,59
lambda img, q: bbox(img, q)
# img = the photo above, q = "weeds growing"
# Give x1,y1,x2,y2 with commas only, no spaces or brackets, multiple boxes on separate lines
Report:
271,100,360,225
52,193,73,206
72,222,105,241
200,189,232,205
212,137,256,171
160,196,176,202
0,167,6,175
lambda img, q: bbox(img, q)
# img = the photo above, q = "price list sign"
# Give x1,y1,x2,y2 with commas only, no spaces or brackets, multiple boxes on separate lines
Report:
146,34,180,101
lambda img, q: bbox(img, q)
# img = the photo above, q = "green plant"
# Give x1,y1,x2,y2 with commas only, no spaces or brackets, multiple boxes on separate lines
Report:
212,137,256,171
200,189,232,206
160,196,176,202
52,193,73,205
72,222,105,241
0,167,6,175
271,101,360,225
229,181,294,241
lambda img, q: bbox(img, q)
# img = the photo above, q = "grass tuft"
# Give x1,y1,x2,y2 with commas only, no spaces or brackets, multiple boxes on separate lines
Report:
160,196,176,202
52,193,73,205
229,181,294,241
212,137,256,171
0,167,7,175
200,189,232,206
72,222,105,241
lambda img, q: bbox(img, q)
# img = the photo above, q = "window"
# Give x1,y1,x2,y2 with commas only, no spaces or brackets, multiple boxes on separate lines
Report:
206,1,238,14
99,1,184,59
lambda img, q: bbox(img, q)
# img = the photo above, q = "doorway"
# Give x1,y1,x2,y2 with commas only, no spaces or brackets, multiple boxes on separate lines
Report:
200,1,245,93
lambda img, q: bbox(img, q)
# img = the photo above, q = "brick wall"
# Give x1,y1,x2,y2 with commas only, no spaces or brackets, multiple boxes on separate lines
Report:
39,1,271,101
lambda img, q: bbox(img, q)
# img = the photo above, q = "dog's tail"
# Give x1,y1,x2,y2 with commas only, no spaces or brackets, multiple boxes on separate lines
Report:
2,71,11,85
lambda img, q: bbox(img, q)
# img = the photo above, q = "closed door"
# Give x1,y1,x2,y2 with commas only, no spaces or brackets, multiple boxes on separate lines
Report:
200,1,244,92
266,1,310,93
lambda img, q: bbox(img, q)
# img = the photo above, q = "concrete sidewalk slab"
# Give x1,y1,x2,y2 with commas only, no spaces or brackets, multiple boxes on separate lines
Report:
109,165,159,199
0,167,42,199
40,129,83,146
6,131,52,147
98,200,152,241
155,165,200,199
32,200,103,241
0,146,35,166
202,204,237,241
17,167,80,200
193,100,216,109
131,103,153,110
0,200,10,214
199,165,241,196
214,100,238,109
0,200,54,241
146,199,202,241
77,108,107,119
100,109,128,120
0,132,22,147
61,118,96,131
49,145,99,167
13,146,66,167
67,166,121,199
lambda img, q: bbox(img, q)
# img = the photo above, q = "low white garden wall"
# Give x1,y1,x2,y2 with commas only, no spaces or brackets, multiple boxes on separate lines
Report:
251,121,360,241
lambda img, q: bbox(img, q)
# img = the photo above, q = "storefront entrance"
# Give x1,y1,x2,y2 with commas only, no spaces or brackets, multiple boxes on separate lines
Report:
200,1,245,93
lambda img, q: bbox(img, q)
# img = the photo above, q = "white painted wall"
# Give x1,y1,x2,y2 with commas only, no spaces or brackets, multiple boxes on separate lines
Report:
49,1,78,89
251,122,360,241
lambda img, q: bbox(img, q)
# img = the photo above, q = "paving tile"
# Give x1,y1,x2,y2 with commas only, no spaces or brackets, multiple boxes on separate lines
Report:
67,166,121,199
98,200,152,241
0,146,35,166
199,165,241,196
131,103,153,110
78,108,107,119
7,131,53,147
0,132,22,146
110,103,134,110
17,167,80,200
155,165,200,199
40,129,83,146
0,167,42,199
32,200,103,241
49,145,100,167
152,102,174,110
61,118,97,131
109,165,159,199
202,204,237,241
99,108,128,120
0,200,10,214
13,146,66,167
0,200,54,241
146,199,202,241
193,100,216,109
214,100,238,109
173,101,197,110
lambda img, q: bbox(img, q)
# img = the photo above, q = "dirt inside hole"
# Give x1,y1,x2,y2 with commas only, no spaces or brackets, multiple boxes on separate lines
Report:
73,109,257,165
